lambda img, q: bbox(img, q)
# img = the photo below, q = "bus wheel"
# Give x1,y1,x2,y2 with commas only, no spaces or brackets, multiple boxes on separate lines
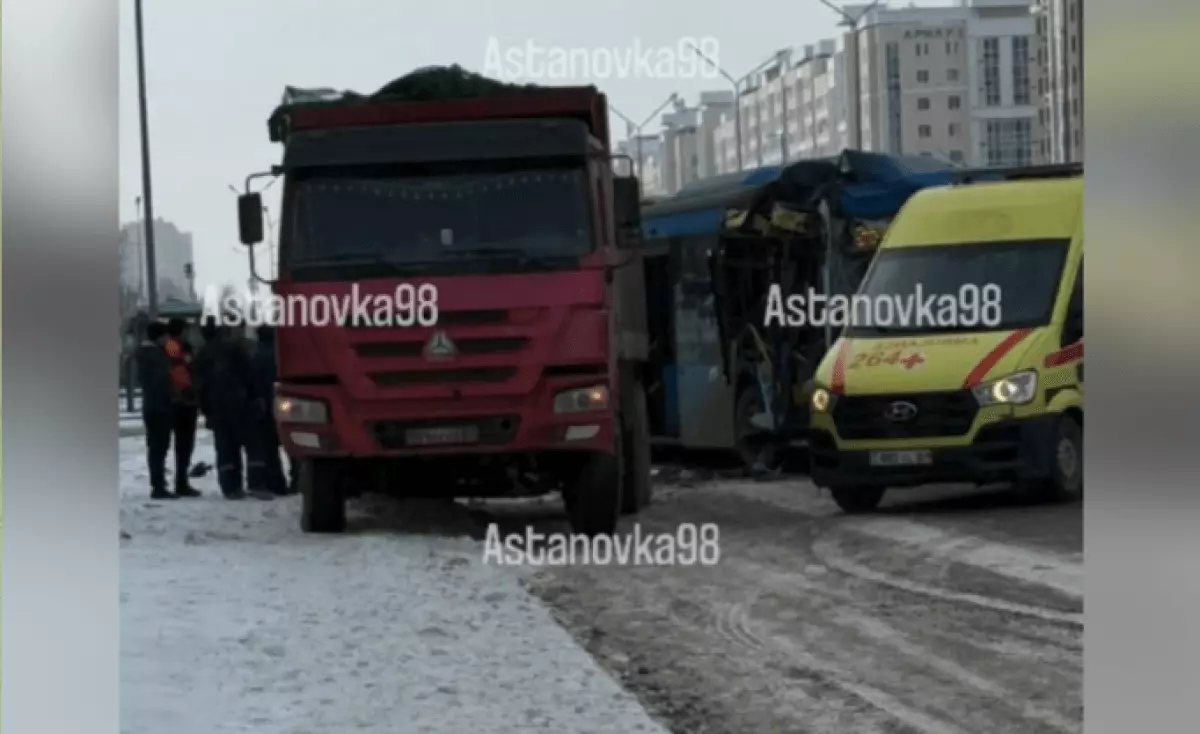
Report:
734,382,766,468
829,486,886,514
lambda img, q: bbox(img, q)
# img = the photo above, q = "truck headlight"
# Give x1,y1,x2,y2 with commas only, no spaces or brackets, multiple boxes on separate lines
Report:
275,395,329,424
971,370,1038,406
553,385,608,414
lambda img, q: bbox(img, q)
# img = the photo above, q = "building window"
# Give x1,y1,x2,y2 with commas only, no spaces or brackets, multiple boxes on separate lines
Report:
949,150,964,163
917,97,930,110
984,118,1032,167
1072,98,1079,115
916,69,929,83
886,42,903,154
918,125,931,138
948,122,960,137
1039,77,1047,96
982,37,1001,106
1012,36,1030,105
947,68,959,82
1071,66,1078,83
948,95,961,110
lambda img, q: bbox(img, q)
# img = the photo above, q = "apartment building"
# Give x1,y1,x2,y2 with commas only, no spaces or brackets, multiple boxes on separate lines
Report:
852,0,1042,167
118,217,197,305
1033,0,1083,162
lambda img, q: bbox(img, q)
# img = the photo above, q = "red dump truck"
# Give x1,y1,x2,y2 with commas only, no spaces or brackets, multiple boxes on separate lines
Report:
235,71,651,536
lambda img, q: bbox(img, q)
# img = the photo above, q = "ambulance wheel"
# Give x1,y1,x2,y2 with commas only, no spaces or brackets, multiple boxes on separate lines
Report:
299,459,346,533
564,442,622,537
829,486,886,514
1022,414,1083,503
620,380,653,515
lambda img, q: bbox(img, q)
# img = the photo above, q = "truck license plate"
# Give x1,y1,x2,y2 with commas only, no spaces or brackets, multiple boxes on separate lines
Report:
869,450,932,467
405,425,480,447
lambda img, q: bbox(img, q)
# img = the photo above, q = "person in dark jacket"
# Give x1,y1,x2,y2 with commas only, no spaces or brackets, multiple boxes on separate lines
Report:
135,321,176,499
165,317,201,497
251,324,292,495
194,322,272,501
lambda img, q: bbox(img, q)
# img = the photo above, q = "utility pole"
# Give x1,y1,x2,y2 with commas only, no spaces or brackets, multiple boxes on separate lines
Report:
134,0,159,319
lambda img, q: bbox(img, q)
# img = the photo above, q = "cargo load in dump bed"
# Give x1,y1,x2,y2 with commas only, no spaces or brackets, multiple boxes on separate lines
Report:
237,66,650,537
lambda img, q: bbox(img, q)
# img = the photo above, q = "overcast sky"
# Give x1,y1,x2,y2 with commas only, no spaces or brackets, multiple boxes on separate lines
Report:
118,0,876,292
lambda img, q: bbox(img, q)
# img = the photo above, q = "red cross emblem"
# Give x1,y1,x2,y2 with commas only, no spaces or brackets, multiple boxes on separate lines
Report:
900,352,925,370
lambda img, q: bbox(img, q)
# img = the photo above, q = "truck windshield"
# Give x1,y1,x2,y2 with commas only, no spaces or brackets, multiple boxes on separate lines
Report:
286,162,593,274
843,238,1070,337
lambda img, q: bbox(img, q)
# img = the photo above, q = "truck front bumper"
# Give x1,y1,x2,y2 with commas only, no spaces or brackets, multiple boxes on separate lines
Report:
277,382,615,458
808,414,1060,490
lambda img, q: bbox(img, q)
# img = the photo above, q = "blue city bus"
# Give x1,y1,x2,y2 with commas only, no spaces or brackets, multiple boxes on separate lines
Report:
639,150,960,465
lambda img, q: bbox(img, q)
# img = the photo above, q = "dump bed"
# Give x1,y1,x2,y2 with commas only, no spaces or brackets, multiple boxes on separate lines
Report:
268,67,609,148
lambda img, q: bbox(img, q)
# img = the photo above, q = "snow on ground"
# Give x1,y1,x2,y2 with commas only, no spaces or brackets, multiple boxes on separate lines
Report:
120,434,667,734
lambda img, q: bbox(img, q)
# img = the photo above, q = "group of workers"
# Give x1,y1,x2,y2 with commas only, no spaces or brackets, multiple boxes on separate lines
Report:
135,317,295,500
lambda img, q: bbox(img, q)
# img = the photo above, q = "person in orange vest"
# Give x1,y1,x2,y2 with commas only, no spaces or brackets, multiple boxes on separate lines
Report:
165,318,202,497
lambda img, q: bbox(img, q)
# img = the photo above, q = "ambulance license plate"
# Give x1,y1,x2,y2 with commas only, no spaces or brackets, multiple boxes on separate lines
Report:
869,450,932,467
405,426,480,446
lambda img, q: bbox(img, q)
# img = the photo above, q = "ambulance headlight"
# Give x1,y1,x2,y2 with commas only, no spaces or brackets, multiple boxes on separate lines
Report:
275,395,329,424
972,370,1038,406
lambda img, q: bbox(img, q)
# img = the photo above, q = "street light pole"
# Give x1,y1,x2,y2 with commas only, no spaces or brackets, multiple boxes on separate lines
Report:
818,0,882,151
134,195,145,303
688,44,792,171
610,93,679,181
134,0,160,320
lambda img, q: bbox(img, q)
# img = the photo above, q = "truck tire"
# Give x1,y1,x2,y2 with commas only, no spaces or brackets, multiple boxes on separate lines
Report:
564,437,623,537
298,459,346,533
620,381,653,515
829,486,886,514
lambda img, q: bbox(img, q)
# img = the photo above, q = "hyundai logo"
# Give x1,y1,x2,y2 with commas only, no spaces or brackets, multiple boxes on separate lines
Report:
883,400,918,422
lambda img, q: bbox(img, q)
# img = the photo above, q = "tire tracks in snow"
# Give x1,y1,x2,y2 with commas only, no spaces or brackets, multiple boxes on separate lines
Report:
516,482,1082,733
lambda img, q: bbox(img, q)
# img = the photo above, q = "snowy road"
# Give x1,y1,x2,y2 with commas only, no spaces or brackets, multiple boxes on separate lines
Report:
119,434,668,734
121,432,1081,733
508,476,1083,734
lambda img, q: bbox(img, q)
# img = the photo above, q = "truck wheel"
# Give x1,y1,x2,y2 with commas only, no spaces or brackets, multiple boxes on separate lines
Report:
298,459,346,533
620,381,653,515
564,437,623,537
829,486,886,514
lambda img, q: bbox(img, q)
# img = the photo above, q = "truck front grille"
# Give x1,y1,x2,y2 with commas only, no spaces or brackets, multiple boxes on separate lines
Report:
355,337,527,359
368,368,516,387
832,390,978,440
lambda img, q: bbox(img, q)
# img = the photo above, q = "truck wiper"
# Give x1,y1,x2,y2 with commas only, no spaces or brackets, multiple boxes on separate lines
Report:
293,252,432,275
439,248,573,269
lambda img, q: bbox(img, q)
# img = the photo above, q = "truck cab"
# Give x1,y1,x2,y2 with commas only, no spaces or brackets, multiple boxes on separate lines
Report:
237,76,650,536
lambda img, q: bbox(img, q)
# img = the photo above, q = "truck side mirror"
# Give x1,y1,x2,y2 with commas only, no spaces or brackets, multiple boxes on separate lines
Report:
613,177,641,230
238,192,264,245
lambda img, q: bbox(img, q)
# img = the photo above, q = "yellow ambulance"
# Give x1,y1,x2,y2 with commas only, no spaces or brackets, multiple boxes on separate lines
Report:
807,164,1083,513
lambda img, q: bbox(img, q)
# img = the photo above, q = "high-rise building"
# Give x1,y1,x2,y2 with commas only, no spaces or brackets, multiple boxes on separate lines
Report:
118,217,196,306
852,0,1042,167
1033,0,1083,162
710,0,1042,172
